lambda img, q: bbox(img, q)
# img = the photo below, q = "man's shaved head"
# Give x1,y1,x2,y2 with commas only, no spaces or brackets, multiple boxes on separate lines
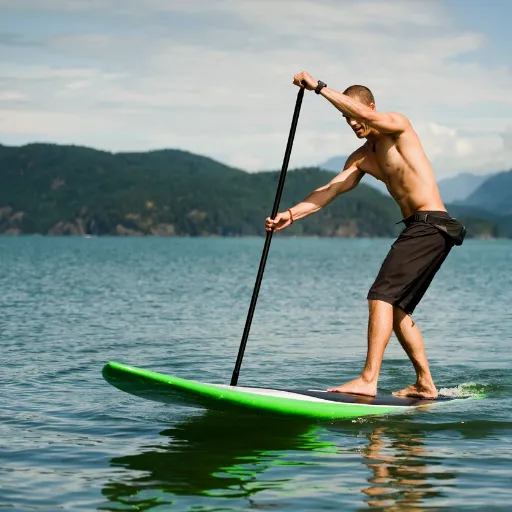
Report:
343,85,375,106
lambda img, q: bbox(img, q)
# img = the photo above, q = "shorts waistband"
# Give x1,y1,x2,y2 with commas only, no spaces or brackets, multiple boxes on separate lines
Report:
397,210,450,226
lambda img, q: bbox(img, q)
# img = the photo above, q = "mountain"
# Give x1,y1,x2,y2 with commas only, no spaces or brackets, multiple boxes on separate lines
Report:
462,169,512,215
438,172,494,203
0,143,401,237
443,203,507,238
0,143,508,238
496,215,512,237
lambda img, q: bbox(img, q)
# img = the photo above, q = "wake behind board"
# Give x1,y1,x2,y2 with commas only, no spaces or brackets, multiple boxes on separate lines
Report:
103,362,470,420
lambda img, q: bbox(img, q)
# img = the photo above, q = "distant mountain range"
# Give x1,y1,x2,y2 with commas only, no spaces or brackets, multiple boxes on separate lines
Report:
437,172,494,203
463,170,512,215
0,143,509,238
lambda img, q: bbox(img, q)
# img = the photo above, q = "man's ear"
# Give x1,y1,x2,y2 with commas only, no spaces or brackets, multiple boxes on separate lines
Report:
369,103,376,111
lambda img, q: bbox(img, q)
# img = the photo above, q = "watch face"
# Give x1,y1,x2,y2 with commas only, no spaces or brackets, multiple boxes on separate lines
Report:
315,81,326,93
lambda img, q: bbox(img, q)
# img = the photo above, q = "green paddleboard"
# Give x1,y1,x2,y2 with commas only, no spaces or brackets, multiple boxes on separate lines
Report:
102,362,469,420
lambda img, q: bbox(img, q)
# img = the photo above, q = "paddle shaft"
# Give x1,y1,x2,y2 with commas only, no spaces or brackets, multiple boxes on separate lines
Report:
230,87,305,386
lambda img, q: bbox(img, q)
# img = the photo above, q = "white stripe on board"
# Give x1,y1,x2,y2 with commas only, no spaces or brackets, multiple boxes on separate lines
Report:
206,383,401,408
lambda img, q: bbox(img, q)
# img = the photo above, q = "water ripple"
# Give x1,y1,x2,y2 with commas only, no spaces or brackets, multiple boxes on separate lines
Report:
0,237,511,511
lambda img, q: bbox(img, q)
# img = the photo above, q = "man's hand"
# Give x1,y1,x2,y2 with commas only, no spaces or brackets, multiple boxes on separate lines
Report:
265,211,293,232
293,71,317,91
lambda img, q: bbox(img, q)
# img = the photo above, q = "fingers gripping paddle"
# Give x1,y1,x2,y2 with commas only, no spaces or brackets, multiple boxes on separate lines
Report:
230,86,306,386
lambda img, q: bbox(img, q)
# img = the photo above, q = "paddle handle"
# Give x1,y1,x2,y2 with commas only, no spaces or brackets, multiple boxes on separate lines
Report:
230,87,305,386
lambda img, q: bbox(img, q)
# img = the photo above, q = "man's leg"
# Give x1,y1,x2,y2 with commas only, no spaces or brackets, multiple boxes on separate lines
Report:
328,299,393,397
391,307,438,399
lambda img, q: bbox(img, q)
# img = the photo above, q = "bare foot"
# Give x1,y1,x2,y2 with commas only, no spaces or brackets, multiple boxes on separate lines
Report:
327,377,377,397
392,383,438,399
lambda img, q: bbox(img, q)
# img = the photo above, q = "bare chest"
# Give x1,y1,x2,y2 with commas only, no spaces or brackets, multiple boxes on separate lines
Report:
361,138,406,183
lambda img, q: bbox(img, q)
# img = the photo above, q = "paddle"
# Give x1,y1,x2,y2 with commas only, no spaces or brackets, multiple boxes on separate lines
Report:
230,85,306,386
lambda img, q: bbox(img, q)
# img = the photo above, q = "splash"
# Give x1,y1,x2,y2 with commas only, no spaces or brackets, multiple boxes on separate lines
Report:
438,382,488,398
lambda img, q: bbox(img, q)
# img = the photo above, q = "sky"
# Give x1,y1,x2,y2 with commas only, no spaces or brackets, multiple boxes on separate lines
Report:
0,0,511,178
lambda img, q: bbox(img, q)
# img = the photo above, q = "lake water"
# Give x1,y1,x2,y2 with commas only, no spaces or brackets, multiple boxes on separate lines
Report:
1,236,511,511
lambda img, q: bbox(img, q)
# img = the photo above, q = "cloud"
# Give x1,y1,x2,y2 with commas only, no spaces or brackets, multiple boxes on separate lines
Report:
502,129,512,152
0,91,26,101
0,0,510,176
415,122,510,176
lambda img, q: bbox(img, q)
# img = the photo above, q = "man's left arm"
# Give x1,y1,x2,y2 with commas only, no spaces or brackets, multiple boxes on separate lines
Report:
293,71,409,134
321,88,409,134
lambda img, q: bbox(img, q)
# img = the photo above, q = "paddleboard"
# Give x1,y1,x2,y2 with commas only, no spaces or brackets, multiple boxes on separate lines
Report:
103,362,469,420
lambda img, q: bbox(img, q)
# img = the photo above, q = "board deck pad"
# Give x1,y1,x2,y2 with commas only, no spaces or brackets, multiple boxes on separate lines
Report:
103,362,468,420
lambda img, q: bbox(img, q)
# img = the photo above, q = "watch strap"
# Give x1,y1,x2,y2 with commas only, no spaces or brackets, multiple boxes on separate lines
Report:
315,80,327,94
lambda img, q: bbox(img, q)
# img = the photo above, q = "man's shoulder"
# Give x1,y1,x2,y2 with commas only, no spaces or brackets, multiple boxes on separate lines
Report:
388,112,409,122
379,112,413,140
389,112,412,132
345,145,368,164
352,143,371,158
343,145,370,171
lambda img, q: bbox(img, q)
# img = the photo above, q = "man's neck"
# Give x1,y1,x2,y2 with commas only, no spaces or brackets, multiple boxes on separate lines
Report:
366,130,380,152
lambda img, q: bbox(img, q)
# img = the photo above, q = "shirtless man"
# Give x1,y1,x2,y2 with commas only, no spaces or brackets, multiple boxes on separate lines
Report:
265,71,465,399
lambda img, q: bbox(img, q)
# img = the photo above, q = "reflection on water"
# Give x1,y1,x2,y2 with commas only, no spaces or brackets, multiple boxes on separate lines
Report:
102,410,458,511
360,426,443,511
103,412,318,509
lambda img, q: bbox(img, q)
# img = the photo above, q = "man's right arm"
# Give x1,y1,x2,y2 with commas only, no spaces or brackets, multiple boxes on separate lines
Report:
265,152,365,232
288,154,365,221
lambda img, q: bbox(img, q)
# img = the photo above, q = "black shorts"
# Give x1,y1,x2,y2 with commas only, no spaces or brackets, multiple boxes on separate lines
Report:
367,211,457,315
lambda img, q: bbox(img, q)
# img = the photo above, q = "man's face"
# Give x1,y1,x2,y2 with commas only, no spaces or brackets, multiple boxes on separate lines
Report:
343,96,375,139
344,115,369,139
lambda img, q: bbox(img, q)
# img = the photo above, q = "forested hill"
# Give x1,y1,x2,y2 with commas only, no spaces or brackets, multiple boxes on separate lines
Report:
463,169,512,215
0,143,508,238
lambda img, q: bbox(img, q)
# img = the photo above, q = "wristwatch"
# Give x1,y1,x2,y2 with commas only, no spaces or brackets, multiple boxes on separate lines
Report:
315,80,327,94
